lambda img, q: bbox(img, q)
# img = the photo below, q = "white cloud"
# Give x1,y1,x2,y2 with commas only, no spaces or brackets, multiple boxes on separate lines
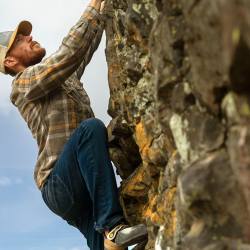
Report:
70,247,82,250
0,176,23,187
0,186,50,233
0,176,11,187
14,177,23,184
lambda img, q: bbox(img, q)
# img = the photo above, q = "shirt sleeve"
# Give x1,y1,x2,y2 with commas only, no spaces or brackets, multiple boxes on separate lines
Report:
13,6,104,101
75,8,105,80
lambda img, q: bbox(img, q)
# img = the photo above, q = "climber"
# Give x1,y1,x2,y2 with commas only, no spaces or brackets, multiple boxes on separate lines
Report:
0,0,148,249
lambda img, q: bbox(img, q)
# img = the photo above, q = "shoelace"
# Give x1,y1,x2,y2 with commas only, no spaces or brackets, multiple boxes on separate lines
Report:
106,224,128,241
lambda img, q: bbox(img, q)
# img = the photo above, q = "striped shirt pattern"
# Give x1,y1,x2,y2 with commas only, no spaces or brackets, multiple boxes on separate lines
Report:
10,6,104,189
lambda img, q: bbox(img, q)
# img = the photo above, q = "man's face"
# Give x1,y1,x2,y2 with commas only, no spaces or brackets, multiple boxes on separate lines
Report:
8,33,46,67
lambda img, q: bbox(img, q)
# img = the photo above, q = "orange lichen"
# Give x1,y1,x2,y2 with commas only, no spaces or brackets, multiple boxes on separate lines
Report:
135,121,153,160
121,165,150,197
143,194,163,224
160,187,177,238
142,187,177,238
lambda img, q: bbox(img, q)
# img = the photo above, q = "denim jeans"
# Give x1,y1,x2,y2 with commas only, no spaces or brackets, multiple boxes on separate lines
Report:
41,118,125,250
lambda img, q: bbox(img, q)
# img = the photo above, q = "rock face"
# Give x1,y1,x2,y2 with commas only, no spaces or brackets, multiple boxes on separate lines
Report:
103,0,250,249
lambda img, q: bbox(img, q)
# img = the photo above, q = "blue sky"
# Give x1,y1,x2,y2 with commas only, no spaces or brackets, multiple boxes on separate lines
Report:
0,1,126,250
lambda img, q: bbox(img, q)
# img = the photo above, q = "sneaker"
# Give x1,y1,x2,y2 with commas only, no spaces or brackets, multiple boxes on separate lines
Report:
104,223,148,250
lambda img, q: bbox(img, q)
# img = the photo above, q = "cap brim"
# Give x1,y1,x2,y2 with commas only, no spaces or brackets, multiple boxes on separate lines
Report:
7,20,32,50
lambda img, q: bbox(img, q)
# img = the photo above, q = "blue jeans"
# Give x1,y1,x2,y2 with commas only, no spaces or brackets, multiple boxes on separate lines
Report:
41,118,125,250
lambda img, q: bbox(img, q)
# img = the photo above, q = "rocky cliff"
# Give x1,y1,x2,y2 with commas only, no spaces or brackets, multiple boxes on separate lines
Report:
103,0,250,249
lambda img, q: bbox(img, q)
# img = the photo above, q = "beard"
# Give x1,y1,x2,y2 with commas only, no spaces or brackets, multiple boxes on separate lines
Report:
26,47,46,66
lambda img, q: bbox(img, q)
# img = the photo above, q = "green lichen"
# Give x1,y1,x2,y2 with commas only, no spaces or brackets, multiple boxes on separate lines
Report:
171,27,177,36
183,82,192,95
240,101,250,116
222,92,250,122
140,54,150,68
232,27,241,46
132,3,142,14
144,2,158,20
221,92,239,123
169,113,201,164
169,113,190,163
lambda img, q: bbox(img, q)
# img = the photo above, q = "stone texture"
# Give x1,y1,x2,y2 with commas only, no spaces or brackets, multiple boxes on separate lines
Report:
103,0,250,248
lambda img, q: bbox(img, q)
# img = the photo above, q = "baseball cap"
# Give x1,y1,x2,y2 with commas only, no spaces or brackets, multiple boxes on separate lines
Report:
0,20,32,74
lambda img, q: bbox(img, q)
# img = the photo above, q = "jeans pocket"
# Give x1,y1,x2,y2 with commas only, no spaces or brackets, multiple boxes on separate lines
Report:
42,174,74,219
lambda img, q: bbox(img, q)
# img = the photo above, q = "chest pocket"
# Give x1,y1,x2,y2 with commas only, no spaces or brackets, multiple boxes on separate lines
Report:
61,77,94,119
62,76,91,107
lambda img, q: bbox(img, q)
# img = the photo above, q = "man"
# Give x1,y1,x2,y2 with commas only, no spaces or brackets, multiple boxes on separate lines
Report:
0,0,148,249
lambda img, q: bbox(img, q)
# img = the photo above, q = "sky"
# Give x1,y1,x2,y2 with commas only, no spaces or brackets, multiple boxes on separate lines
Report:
0,1,128,250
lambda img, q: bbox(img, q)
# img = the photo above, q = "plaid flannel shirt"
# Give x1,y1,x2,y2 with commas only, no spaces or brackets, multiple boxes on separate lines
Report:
10,6,105,189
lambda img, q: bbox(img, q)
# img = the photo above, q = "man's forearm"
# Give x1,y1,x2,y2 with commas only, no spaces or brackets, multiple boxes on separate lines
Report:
88,0,103,12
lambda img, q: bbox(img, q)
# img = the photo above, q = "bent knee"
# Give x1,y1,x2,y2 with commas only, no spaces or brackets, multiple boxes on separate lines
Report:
80,118,106,133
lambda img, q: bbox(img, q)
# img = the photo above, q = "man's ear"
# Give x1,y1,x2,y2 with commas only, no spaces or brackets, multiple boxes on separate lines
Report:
4,56,18,70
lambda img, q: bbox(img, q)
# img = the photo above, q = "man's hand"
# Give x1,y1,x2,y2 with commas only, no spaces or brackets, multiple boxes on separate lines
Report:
100,1,105,14
89,0,104,12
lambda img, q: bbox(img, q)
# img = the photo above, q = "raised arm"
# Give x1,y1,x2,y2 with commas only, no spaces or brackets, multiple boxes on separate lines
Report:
75,15,104,79
75,1,105,80
13,0,105,101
